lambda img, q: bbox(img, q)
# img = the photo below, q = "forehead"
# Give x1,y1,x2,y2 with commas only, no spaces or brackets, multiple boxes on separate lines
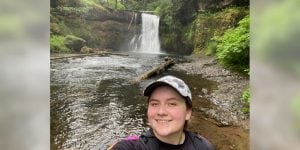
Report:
149,86,184,101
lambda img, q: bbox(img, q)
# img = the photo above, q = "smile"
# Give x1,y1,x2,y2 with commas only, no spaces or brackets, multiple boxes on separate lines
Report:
156,119,171,124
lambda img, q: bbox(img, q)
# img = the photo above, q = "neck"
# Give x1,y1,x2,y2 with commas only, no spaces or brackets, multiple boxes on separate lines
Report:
153,130,185,145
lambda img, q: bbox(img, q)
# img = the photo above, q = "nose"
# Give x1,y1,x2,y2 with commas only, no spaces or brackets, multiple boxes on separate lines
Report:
157,105,167,116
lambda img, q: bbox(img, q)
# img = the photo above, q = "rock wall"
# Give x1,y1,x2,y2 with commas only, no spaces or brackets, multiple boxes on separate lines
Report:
51,7,140,51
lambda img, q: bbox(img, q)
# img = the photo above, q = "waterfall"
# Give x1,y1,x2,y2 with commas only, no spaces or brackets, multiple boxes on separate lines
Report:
129,13,161,54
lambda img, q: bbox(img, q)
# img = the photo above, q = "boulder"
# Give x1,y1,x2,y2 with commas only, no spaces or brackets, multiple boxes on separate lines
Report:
80,46,93,54
64,35,86,52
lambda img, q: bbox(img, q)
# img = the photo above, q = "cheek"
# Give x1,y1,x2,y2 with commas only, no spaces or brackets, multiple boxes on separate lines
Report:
147,107,155,118
169,110,187,120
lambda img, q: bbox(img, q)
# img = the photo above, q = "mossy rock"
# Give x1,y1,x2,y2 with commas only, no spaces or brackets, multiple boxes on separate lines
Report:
80,46,93,54
64,35,86,52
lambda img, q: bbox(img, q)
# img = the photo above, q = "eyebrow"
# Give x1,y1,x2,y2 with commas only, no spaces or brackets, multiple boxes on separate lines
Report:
148,98,179,102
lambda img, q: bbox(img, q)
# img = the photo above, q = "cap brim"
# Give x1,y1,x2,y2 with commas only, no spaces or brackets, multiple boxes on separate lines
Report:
143,81,171,96
143,80,192,105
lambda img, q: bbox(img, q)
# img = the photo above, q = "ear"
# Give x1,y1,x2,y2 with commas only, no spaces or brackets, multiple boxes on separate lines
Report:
185,109,192,120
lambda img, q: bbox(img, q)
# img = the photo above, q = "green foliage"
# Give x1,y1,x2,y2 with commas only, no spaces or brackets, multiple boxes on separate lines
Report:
122,0,163,11
97,0,125,10
214,15,249,73
58,21,73,35
161,32,179,51
241,88,250,114
80,0,99,5
158,0,199,54
193,7,248,55
206,41,217,56
50,35,71,53
154,0,171,16
183,21,195,43
107,0,125,10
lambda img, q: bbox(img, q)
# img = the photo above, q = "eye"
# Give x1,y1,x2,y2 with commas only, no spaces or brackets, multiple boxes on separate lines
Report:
169,102,177,106
150,102,158,107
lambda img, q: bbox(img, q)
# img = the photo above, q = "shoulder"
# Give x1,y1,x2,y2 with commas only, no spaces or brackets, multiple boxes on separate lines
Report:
109,129,157,150
186,131,214,150
109,136,145,150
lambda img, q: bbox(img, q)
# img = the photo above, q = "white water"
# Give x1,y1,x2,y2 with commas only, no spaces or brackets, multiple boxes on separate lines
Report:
129,13,161,54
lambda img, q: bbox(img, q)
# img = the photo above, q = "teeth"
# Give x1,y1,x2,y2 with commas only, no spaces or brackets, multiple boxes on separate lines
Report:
157,120,169,123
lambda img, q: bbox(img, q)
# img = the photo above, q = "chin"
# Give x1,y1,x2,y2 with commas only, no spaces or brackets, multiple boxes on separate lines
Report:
153,126,175,135
154,129,172,137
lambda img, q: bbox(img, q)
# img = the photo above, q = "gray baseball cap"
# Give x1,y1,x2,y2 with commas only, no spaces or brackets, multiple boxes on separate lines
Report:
143,75,192,103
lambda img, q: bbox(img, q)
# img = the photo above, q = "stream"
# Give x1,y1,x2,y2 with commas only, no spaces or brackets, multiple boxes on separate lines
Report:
50,52,225,149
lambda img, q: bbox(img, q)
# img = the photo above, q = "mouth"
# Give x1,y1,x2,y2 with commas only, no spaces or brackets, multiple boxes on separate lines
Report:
155,119,171,125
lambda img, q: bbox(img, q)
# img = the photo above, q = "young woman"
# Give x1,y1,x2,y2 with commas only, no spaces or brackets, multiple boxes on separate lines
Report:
110,75,213,150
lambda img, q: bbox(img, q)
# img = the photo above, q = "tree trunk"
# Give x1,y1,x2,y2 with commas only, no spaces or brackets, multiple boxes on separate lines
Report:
132,57,175,83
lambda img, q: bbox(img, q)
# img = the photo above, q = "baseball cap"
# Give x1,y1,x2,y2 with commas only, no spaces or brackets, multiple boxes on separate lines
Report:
143,75,192,103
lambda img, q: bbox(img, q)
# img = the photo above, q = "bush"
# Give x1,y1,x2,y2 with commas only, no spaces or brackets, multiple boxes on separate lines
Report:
50,35,70,53
214,15,249,73
241,88,250,113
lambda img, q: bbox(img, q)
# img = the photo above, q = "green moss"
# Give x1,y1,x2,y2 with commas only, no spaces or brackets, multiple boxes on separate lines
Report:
182,21,196,45
80,46,93,53
64,35,86,52
205,41,217,56
50,35,71,53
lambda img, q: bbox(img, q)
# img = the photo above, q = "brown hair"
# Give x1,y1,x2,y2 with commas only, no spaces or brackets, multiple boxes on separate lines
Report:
184,97,193,129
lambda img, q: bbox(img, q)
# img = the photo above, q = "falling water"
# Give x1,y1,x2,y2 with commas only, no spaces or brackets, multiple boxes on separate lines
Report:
129,13,161,54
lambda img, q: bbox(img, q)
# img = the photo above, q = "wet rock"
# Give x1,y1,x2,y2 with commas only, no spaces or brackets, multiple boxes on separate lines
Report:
201,88,208,94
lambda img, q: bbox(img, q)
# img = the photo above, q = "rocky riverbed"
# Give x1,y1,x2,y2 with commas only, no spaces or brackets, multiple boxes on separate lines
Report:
173,55,249,149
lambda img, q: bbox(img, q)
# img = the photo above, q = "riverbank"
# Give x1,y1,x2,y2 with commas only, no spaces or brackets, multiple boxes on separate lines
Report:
173,54,249,149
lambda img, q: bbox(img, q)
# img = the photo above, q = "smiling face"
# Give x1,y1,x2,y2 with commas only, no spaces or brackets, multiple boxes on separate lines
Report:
147,86,192,142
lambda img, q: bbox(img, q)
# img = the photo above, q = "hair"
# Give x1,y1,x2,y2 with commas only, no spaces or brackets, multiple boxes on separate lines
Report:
183,97,193,129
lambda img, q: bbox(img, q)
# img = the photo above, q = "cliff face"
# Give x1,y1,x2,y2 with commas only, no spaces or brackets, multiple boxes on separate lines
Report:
51,7,139,51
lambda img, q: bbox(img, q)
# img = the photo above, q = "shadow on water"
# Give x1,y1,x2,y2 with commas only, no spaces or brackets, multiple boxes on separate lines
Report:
50,53,220,150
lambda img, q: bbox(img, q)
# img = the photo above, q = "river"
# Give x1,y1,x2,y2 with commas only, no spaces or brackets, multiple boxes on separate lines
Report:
50,52,221,149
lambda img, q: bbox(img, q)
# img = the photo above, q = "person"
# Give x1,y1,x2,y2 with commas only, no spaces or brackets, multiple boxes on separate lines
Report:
109,75,214,150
